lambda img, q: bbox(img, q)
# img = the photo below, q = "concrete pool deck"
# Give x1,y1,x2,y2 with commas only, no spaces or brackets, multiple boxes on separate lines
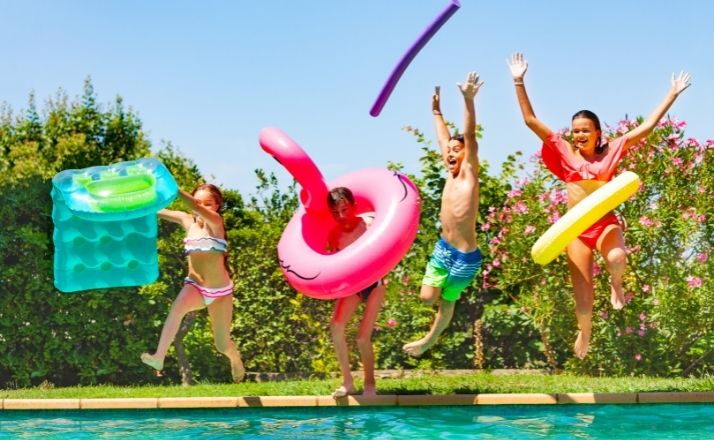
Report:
2,392,714,410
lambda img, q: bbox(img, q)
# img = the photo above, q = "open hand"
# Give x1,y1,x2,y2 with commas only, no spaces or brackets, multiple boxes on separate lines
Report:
671,71,692,95
457,71,483,100
507,52,528,81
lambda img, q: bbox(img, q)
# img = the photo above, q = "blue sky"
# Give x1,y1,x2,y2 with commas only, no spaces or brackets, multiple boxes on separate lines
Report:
2,1,712,196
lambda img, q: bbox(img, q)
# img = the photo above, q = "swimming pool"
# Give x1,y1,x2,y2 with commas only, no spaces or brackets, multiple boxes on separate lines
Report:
0,404,712,439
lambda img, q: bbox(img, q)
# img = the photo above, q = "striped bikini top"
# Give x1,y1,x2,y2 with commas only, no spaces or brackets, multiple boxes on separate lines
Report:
183,236,228,254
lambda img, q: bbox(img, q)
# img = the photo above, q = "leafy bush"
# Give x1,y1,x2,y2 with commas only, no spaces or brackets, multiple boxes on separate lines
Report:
1,82,710,387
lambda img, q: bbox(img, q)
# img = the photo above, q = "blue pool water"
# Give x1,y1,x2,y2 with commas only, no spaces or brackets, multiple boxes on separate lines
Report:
1,404,713,439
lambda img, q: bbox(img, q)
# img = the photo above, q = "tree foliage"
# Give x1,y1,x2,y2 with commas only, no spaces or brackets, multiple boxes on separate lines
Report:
1,83,711,387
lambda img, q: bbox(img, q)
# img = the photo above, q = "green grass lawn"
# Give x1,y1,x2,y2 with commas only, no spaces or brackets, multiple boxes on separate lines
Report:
2,372,714,399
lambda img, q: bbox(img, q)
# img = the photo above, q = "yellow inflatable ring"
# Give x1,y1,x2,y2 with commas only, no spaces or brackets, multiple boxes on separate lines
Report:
531,171,640,265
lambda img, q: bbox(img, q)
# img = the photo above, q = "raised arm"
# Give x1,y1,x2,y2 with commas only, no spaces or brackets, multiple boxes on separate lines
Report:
622,71,691,151
507,52,551,141
432,85,452,154
177,188,225,235
158,208,193,230
457,71,483,173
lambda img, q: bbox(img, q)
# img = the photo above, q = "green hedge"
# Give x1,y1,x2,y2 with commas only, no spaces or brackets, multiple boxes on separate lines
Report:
1,83,711,387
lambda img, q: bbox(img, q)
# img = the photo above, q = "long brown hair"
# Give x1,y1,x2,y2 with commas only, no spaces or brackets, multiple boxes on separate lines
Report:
191,183,224,213
572,110,607,154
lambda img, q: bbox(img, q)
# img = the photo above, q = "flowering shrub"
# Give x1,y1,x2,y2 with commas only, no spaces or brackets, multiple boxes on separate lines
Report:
1,80,710,384
484,117,714,375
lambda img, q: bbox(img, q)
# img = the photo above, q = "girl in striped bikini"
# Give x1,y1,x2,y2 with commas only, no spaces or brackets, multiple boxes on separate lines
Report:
141,183,245,382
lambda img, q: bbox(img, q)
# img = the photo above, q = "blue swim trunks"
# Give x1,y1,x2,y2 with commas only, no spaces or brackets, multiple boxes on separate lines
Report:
422,237,483,301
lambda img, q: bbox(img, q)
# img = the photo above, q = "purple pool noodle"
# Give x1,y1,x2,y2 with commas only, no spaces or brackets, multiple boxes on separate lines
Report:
369,0,461,117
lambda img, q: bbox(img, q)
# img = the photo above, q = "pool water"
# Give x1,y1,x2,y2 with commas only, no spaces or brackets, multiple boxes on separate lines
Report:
1,404,713,439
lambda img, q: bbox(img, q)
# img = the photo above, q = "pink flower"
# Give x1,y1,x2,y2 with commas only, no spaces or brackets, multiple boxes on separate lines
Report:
402,276,410,284
627,244,642,254
481,223,491,231
697,253,708,263
642,284,651,293
592,264,602,277
547,212,560,224
600,310,609,320
639,312,647,321
635,353,642,361
507,189,523,199
524,225,536,235
616,329,622,337
687,276,703,288
672,157,684,167
638,329,645,337
625,326,633,335
653,298,660,306
513,201,529,214
492,259,501,268
639,216,654,227
387,318,397,328
624,292,634,303
682,207,697,220
549,190,568,205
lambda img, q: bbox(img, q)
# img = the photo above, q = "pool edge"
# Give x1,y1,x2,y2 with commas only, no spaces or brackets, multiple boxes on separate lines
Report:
3,392,714,410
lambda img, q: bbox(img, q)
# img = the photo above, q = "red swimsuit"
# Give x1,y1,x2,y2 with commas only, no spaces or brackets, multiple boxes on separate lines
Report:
542,133,628,249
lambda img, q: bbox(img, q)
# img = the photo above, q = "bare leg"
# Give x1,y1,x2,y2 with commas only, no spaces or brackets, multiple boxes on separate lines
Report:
142,284,205,371
403,284,455,357
330,294,361,397
207,295,245,383
355,285,385,396
567,239,594,359
597,225,627,310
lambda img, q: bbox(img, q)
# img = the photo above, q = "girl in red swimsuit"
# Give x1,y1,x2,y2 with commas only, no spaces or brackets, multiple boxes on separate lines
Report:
507,52,691,359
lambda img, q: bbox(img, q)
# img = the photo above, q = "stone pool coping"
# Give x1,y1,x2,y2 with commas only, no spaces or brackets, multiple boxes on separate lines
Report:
2,392,714,410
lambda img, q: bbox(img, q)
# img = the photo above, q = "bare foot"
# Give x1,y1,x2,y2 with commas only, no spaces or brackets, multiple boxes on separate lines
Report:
141,353,163,371
362,384,377,397
332,385,357,398
610,282,625,310
403,338,431,357
231,358,246,383
573,331,590,359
